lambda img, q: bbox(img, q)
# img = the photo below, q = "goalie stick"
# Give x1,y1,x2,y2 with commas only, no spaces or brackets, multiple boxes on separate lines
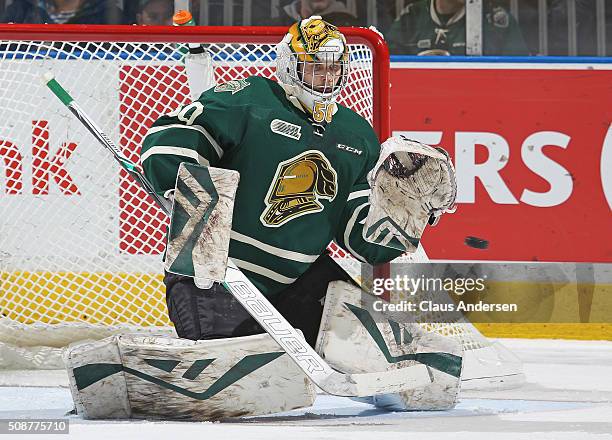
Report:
43,73,432,397
43,72,172,216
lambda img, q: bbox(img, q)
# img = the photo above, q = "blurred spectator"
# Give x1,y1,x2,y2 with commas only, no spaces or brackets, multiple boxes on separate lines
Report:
545,0,595,55
515,0,597,56
2,0,123,24
386,0,528,55
265,0,360,27
136,0,174,26
366,0,401,33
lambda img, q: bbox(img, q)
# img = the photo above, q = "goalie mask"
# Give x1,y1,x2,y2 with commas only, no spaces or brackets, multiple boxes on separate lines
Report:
276,16,350,124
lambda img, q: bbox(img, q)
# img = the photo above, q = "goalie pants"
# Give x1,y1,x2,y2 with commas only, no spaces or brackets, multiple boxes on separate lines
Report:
163,253,354,347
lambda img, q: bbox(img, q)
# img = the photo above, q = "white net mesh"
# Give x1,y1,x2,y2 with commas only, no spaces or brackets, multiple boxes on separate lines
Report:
0,30,380,363
0,29,519,383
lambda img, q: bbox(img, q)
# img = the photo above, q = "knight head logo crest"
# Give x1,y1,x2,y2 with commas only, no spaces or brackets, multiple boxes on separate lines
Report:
261,151,337,227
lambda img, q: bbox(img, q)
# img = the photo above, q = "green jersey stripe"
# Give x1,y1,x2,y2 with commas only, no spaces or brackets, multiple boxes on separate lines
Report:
237,270,285,298
147,123,224,159
347,189,370,201
232,258,298,284
141,146,209,166
230,230,319,263
229,237,311,286
143,129,218,166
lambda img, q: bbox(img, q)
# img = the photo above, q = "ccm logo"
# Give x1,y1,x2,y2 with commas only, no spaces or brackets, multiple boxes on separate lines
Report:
337,143,362,155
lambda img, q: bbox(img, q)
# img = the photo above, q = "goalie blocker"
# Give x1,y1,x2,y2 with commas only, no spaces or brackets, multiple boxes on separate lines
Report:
164,163,239,289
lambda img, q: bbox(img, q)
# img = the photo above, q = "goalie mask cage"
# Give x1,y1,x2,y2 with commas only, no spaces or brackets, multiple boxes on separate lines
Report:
0,24,522,389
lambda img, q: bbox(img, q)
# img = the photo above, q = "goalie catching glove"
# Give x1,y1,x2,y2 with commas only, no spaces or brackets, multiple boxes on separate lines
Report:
364,136,457,253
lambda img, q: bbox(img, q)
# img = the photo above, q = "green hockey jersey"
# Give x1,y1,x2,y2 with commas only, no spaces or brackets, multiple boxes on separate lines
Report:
141,76,402,297
387,0,528,55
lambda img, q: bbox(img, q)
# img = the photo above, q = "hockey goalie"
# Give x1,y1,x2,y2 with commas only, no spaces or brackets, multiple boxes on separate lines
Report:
64,16,460,421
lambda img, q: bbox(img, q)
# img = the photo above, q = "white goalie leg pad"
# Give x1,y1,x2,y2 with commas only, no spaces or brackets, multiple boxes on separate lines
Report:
364,136,457,253
64,333,315,420
316,281,463,410
165,163,239,288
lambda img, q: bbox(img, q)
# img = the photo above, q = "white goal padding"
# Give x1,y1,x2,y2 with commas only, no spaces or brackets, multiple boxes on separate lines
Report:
0,25,523,389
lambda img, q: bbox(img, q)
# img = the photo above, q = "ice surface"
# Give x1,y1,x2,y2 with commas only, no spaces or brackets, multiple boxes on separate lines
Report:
0,338,611,439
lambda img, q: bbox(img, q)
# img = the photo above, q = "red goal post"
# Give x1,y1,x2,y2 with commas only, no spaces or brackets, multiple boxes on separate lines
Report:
0,24,391,362
0,23,391,137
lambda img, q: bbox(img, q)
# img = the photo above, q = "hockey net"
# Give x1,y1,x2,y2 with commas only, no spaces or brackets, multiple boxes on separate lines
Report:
0,25,522,388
